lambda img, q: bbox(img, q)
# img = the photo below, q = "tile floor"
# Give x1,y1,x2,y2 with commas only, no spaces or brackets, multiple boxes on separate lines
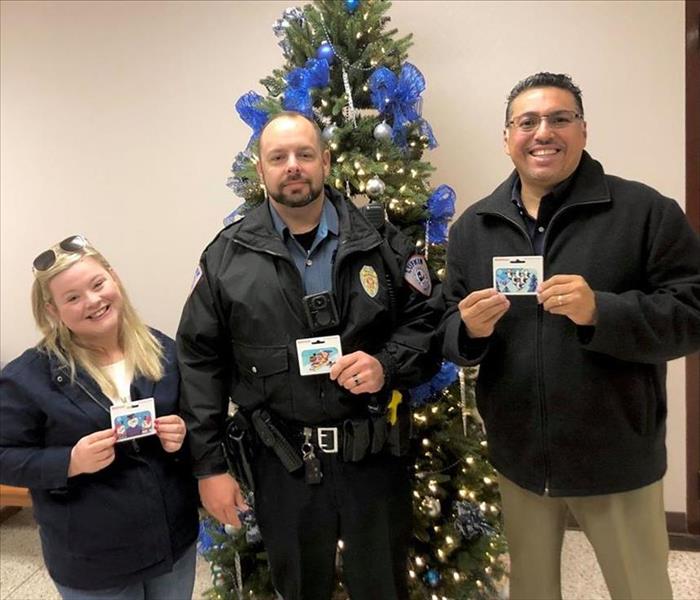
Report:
1,509,698,599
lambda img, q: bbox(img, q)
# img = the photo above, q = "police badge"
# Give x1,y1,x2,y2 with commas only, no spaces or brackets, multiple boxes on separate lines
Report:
359,265,379,298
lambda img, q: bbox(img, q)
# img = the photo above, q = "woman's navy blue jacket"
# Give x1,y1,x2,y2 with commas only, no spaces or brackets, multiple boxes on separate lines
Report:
0,330,199,590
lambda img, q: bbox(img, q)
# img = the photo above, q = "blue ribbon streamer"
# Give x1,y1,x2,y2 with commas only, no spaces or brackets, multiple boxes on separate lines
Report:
283,58,330,117
409,361,459,407
197,517,225,555
368,63,437,148
236,91,268,148
426,184,456,245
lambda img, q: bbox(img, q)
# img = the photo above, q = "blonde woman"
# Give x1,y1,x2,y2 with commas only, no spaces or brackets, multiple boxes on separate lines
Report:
0,235,199,600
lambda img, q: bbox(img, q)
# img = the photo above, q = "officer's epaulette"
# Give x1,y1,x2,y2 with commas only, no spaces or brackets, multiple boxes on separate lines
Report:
222,211,246,228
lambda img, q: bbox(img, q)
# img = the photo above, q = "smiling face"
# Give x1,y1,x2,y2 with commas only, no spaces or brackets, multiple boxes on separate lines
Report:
256,114,330,211
504,86,587,199
46,256,123,346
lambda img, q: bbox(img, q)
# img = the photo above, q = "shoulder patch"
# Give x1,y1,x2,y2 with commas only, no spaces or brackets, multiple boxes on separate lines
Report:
189,264,203,296
404,254,432,296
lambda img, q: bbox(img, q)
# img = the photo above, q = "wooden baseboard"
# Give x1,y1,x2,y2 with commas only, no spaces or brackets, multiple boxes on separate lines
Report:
0,484,32,508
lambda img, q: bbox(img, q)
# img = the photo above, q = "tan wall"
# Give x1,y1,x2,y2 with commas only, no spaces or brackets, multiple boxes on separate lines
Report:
0,1,687,511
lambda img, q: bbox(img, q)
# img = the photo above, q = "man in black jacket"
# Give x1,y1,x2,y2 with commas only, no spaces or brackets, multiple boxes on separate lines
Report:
442,73,700,599
177,112,441,600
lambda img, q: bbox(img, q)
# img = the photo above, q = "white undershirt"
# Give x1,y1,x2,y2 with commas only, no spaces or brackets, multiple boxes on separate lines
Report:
101,359,133,405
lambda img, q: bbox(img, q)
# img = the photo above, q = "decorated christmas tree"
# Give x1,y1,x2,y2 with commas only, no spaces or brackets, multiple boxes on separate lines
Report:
198,1,507,598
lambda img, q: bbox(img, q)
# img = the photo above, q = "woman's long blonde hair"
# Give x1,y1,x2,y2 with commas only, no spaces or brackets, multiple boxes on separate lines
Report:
31,242,164,398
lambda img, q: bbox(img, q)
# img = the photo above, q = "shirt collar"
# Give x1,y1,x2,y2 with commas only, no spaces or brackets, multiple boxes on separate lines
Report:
268,193,339,241
510,169,578,216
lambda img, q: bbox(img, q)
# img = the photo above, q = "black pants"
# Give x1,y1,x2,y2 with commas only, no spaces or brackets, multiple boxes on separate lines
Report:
252,445,412,600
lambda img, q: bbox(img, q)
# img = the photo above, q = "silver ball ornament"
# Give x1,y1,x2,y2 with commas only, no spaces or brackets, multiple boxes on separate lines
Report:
322,124,339,142
224,523,238,535
421,496,442,518
373,121,393,142
365,176,386,198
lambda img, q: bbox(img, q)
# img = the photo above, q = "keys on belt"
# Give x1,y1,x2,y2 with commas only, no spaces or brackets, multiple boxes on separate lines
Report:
300,426,340,485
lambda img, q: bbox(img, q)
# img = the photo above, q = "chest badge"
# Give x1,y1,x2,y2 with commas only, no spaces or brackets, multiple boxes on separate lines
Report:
359,265,379,298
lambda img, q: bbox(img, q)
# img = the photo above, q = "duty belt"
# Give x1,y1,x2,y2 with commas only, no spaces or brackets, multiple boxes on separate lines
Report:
287,417,383,463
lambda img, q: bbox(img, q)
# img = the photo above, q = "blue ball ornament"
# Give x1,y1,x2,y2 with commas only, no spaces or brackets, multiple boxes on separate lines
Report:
423,568,441,588
345,0,360,13
316,41,334,63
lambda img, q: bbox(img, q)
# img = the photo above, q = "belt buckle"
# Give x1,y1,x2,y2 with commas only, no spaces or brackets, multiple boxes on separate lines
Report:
316,427,338,453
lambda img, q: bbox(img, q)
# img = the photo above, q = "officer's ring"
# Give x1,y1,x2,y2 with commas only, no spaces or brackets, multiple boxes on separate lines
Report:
353,375,361,387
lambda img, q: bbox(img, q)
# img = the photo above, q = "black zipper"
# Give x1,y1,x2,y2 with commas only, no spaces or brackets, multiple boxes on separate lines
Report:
481,210,552,494
487,198,610,495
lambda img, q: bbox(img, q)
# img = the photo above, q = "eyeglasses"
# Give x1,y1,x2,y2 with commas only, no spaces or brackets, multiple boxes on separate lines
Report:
32,235,91,272
507,110,583,133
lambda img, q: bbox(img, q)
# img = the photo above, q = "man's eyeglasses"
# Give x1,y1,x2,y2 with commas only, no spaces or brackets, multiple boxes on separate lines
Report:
507,110,583,133
33,235,90,272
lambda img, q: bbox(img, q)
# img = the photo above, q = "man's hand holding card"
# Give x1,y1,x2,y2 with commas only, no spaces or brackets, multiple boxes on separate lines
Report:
458,289,510,338
537,274,598,326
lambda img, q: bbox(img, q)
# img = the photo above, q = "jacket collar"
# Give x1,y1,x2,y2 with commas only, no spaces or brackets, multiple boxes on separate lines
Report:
229,186,382,255
477,151,612,219
47,348,155,428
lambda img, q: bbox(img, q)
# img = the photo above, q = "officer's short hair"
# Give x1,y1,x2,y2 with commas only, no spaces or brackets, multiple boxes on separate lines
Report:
258,111,325,153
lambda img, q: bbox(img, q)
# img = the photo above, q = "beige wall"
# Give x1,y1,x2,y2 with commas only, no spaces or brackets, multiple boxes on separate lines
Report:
0,1,687,510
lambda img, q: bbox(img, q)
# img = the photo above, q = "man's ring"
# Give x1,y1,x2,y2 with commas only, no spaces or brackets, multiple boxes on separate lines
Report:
353,375,361,387
557,295,563,306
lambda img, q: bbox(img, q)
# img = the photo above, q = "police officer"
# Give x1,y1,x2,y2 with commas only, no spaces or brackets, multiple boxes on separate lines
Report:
177,111,442,600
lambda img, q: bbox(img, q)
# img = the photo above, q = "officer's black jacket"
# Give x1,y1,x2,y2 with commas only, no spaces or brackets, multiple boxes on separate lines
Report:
177,187,442,477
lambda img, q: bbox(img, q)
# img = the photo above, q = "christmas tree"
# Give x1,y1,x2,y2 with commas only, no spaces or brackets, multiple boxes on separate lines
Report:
199,1,507,598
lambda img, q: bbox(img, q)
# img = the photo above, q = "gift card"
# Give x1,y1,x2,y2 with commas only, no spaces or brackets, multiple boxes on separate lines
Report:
493,256,543,295
296,335,342,376
110,397,157,443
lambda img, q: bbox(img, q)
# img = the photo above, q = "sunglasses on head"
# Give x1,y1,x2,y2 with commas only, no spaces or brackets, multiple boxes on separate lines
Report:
32,235,91,272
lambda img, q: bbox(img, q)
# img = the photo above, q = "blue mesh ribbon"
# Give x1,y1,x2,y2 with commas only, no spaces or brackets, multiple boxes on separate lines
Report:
409,361,459,407
236,91,268,148
426,184,456,245
197,517,225,555
368,63,437,148
283,58,330,117
454,501,495,541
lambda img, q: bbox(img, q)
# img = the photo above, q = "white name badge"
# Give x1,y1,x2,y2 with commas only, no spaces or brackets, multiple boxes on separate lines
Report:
110,397,157,443
296,335,343,376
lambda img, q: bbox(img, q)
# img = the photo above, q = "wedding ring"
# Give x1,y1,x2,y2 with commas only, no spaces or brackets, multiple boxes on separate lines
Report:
557,295,563,306
353,375,361,387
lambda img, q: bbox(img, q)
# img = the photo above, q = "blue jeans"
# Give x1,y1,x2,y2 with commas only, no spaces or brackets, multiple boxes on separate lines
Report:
54,543,197,600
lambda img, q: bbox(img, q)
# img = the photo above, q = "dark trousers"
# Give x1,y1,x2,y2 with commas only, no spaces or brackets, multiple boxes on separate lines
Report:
253,444,412,600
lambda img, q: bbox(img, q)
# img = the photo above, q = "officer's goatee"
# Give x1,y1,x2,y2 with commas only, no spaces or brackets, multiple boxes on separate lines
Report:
271,179,323,208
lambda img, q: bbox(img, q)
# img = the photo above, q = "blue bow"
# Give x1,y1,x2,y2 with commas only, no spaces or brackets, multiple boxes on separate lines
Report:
368,63,437,148
283,58,330,117
409,361,459,407
236,91,268,148
426,185,456,245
